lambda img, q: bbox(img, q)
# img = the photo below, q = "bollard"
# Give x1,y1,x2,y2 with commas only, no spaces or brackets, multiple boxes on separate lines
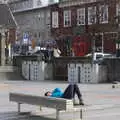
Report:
112,85,115,88
80,109,82,119
56,109,60,120
39,105,42,111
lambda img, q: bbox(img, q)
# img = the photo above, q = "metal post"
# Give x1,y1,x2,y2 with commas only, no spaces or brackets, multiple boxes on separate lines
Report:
18,103,20,113
40,105,42,111
56,109,60,120
101,32,104,53
80,109,83,120
91,34,96,65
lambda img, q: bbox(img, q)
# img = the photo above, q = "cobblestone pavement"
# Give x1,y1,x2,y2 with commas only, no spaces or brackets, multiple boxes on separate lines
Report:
0,80,120,120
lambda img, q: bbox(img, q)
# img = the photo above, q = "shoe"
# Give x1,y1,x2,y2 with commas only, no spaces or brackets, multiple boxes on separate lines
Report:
79,102,84,105
79,99,84,106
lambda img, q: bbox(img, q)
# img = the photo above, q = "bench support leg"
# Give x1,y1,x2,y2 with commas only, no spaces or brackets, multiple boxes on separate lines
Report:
56,110,60,120
80,109,83,120
18,103,21,113
40,105,42,111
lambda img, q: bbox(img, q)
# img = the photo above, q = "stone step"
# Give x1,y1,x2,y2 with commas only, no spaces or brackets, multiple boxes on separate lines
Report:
0,66,24,80
0,66,17,72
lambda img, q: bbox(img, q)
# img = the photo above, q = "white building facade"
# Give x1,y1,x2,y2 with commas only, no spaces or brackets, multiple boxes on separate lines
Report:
0,0,8,4
8,0,58,46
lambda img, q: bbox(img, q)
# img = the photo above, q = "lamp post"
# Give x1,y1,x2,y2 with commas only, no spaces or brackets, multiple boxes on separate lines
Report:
90,6,97,65
91,29,96,65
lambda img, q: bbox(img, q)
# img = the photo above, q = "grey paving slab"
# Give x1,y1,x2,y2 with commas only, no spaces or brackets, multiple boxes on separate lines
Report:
0,80,120,120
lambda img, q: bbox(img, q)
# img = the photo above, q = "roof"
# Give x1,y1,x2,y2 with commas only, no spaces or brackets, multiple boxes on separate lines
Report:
0,4,17,28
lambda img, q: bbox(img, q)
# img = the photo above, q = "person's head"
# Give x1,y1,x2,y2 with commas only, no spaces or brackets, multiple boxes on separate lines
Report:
54,45,57,49
44,91,52,96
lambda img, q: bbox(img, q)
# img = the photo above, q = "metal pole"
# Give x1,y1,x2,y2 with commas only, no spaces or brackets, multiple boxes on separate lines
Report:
80,109,83,119
56,109,60,120
101,32,104,53
18,103,21,113
91,34,95,65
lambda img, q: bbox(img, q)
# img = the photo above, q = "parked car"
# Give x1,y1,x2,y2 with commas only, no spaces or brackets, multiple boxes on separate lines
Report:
86,52,114,62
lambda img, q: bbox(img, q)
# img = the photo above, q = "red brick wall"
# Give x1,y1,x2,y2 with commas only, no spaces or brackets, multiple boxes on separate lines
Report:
9,28,16,44
51,0,118,54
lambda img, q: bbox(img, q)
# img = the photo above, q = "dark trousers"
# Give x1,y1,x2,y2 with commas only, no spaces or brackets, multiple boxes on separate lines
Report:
62,84,82,99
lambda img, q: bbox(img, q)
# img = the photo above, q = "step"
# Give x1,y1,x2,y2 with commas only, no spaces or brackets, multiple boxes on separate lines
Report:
0,66,17,72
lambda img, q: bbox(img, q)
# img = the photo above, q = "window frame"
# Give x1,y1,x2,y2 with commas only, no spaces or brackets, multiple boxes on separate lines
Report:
63,10,71,27
88,6,96,25
52,11,59,28
77,8,85,25
99,5,108,24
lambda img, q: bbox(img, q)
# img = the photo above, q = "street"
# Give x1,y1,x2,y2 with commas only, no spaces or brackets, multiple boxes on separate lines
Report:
0,80,120,120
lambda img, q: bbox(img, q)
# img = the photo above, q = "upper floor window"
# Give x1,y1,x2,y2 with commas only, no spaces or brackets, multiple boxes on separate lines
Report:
88,6,96,25
46,12,50,26
77,8,85,25
86,0,96,3
116,4,120,23
116,4,119,17
99,5,108,23
52,11,59,28
64,10,71,27
37,0,41,6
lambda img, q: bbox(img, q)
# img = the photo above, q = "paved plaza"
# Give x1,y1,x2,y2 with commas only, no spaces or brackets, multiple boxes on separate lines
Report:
0,80,120,120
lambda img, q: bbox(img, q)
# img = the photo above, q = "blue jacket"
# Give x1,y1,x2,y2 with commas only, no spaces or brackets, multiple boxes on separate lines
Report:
51,88,63,98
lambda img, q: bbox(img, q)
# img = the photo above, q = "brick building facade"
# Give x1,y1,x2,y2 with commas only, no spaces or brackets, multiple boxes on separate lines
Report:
51,0,119,56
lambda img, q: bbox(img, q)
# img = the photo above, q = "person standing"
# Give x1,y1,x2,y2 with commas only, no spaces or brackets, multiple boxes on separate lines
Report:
53,45,61,57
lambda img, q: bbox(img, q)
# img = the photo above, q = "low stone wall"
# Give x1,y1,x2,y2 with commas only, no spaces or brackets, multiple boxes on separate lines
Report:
0,66,23,80
68,63,107,84
104,58,120,82
22,61,53,81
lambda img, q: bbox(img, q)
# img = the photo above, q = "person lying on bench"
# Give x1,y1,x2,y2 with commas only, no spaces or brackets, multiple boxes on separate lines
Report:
44,84,84,105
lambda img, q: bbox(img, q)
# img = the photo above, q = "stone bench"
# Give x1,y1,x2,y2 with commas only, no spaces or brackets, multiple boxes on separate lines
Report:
9,92,74,120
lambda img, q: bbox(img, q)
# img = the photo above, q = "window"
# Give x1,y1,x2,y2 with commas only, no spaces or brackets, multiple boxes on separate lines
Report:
39,32,41,38
77,8,85,25
52,11,58,28
88,6,96,25
99,5,108,23
47,12,50,27
64,10,71,27
39,12,44,22
86,0,96,3
37,0,41,6
34,33,37,38
116,4,120,23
